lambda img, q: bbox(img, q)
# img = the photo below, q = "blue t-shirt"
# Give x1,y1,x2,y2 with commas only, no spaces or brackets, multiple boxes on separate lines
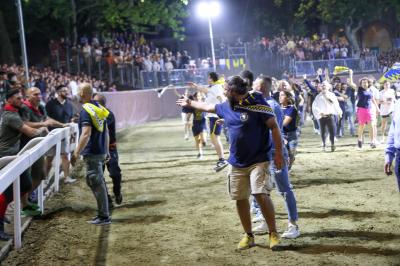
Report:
79,101,108,156
282,105,298,133
215,93,275,168
357,87,372,109
266,97,283,131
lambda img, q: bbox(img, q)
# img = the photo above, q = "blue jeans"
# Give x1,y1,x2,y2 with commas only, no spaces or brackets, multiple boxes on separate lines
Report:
394,150,400,192
104,149,122,196
84,154,109,218
345,110,355,136
253,148,298,222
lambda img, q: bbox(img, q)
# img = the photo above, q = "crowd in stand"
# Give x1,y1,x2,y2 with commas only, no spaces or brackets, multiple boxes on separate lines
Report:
50,32,192,73
378,49,400,71
253,34,352,61
0,64,117,108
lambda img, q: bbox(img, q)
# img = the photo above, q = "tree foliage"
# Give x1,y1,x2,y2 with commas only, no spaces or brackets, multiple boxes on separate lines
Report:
21,0,188,41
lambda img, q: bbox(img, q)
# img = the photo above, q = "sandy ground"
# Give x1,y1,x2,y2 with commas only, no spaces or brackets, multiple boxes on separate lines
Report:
2,118,400,266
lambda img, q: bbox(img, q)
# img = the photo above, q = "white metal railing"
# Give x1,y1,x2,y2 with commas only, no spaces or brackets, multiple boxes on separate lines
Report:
0,123,79,249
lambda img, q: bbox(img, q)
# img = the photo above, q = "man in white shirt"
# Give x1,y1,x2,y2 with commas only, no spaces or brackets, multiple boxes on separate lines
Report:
312,81,342,151
189,72,228,171
369,78,380,145
380,80,396,141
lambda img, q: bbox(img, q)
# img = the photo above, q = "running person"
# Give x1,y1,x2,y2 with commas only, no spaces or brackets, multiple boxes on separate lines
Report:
312,82,342,152
178,76,284,250
188,72,228,172
174,88,193,140
190,92,207,159
349,75,380,149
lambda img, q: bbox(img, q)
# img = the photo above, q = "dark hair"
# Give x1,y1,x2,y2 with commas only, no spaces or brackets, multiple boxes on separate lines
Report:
56,84,66,91
258,74,272,92
208,72,219,82
240,70,254,88
226,75,248,95
93,93,107,106
7,72,16,80
6,89,20,100
280,90,295,105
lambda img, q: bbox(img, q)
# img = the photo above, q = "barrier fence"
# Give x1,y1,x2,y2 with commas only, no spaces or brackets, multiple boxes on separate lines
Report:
0,124,79,249
294,57,379,77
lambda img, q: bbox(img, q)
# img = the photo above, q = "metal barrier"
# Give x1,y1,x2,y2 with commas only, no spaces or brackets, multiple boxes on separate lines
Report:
294,57,379,77
0,124,79,249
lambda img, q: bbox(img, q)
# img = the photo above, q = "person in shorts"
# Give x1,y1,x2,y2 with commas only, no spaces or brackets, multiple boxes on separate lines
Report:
188,72,228,172
178,76,284,250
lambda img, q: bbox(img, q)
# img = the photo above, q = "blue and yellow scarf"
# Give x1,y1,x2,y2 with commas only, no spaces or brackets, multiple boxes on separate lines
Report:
82,103,109,132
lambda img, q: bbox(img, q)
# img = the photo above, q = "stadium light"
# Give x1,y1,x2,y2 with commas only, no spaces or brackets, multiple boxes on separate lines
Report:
16,0,29,85
197,1,221,71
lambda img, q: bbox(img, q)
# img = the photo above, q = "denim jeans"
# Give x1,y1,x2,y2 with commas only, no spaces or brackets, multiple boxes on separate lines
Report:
345,110,355,136
103,149,122,196
394,150,400,192
252,147,299,222
84,154,109,218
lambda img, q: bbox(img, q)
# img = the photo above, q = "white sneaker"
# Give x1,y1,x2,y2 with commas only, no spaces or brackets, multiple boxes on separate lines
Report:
253,221,268,235
281,224,300,239
64,176,77,184
252,213,264,223
184,134,189,140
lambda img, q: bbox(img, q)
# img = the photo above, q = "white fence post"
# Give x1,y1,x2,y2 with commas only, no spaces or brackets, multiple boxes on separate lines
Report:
54,142,61,192
13,177,21,249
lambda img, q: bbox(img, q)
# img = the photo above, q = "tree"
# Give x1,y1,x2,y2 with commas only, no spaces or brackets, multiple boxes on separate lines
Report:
297,0,400,57
22,0,189,44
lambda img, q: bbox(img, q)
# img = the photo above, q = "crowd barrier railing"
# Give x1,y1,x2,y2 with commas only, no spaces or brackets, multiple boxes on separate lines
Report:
294,56,379,77
0,123,79,249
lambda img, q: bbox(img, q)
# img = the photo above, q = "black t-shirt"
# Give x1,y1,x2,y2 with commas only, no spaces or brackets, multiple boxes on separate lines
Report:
45,98,74,130
106,109,116,145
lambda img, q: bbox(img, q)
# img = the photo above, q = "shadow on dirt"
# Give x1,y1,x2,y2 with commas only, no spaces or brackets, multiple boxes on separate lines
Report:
279,243,400,256
292,177,378,188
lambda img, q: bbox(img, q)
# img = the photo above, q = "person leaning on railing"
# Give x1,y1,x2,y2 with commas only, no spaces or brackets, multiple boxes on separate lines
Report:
45,85,78,185
0,89,48,240
19,87,67,216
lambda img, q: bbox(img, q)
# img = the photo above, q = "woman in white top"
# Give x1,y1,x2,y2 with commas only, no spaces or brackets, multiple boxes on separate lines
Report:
312,82,342,151
380,80,395,141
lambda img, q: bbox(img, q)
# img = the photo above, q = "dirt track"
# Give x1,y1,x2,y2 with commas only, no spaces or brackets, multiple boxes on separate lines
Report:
3,119,400,265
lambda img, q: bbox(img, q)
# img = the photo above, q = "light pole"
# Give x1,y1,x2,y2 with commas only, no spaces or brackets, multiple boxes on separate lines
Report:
197,1,221,71
16,0,29,85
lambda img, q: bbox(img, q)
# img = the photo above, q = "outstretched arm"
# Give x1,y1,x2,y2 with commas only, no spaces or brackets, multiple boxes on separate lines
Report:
177,96,216,113
187,82,209,94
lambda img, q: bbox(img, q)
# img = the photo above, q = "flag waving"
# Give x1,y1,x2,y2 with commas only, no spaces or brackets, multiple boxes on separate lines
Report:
379,62,400,82
333,66,349,75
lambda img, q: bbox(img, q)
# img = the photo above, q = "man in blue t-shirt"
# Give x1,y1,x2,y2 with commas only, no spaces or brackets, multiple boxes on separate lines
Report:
71,83,111,226
251,75,300,239
177,76,284,250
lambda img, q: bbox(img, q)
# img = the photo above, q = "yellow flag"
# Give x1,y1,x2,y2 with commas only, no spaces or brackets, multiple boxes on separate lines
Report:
333,66,349,75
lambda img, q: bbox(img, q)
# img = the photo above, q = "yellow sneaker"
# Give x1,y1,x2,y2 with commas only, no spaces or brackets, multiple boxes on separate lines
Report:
237,234,255,250
269,232,280,250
